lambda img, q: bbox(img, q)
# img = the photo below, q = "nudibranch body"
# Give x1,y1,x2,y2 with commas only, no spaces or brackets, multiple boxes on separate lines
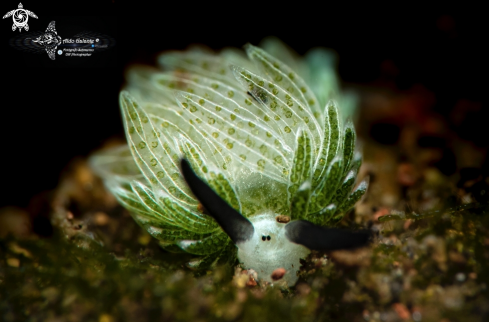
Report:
90,38,369,286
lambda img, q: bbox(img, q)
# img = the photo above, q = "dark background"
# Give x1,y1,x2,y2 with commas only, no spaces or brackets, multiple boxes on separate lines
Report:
1,2,486,209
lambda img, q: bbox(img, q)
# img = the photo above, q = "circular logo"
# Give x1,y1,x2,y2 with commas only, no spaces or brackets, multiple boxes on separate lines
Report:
57,50,63,55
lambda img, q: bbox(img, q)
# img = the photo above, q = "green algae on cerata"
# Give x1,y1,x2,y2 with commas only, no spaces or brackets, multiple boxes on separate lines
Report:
89,38,369,285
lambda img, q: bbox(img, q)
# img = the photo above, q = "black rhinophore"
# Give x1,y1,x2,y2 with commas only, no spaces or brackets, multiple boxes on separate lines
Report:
285,220,371,251
180,159,255,244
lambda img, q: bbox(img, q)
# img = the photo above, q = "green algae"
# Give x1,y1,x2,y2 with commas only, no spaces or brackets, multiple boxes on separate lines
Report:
2,200,489,321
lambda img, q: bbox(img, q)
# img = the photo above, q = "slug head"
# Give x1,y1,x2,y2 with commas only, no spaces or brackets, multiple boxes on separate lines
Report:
237,213,310,285
180,158,371,286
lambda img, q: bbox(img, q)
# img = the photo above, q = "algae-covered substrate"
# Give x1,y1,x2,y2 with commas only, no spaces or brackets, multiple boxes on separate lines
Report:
2,145,489,322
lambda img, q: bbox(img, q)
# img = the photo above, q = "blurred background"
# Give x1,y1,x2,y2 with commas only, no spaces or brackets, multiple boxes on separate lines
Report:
1,2,487,224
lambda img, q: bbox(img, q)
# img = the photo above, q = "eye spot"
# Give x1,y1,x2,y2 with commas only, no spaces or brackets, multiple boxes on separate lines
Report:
262,236,266,241
267,235,271,241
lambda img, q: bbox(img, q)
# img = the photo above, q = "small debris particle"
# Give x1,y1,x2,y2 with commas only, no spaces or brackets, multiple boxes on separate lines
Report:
329,247,372,267
99,314,114,322
455,272,466,282
362,310,370,321
236,289,247,302
422,235,447,271
233,274,249,288
138,233,151,245
94,212,110,226
275,215,290,223
403,219,413,230
412,311,422,322
197,203,206,213
238,268,258,287
373,208,390,222
295,283,311,296
398,163,417,186
41,287,60,303
9,242,32,258
250,288,265,299
443,286,464,309
246,277,257,287
449,251,466,264
7,258,20,267
245,269,258,281
271,268,286,281
0,207,32,238
392,303,410,320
